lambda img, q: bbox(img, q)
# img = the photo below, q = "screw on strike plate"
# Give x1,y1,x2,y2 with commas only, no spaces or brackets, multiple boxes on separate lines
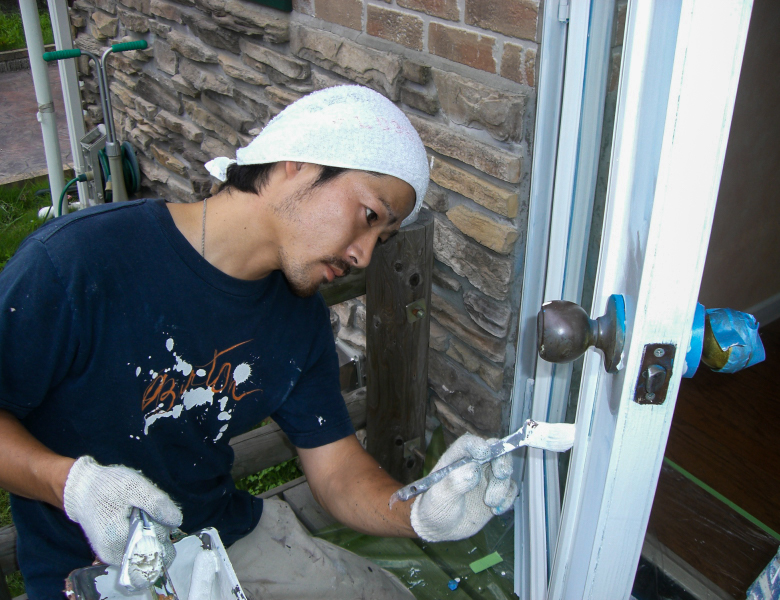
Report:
406,299,427,324
654,348,665,357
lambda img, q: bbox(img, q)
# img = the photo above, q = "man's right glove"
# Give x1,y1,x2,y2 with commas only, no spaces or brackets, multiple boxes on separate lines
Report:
410,433,518,542
63,456,182,566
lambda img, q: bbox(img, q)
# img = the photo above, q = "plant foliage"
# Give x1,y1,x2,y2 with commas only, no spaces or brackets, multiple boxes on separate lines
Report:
0,9,54,53
235,458,303,496
0,181,52,270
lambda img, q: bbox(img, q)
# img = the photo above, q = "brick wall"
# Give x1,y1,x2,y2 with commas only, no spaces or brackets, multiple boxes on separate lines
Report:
68,0,542,442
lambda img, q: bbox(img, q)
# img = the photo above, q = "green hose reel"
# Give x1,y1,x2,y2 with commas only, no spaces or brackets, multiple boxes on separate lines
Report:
44,41,147,206
97,141,141,202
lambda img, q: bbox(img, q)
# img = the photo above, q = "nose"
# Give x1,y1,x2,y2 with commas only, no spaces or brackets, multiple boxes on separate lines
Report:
347,232,381,269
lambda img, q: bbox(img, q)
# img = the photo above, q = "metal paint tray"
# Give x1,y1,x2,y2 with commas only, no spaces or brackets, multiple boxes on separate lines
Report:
65,528,247,600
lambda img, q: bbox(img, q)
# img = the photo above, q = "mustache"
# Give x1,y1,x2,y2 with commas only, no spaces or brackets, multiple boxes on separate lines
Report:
326,257,352,278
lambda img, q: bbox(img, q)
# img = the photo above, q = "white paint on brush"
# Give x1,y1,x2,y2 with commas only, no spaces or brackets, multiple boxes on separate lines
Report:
525,422,576,452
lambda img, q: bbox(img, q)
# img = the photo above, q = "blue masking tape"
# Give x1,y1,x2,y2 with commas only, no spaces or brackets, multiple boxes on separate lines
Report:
683,303,706,378
706,308,766,373
746,546,780,600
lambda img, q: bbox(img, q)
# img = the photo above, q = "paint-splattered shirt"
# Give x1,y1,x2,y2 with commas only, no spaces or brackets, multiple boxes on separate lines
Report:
0,199,354,597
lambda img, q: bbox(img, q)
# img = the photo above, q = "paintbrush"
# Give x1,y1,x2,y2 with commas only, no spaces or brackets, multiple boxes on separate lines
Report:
391,420,575,503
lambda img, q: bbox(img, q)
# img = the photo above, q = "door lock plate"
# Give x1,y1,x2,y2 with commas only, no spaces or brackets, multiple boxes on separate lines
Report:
634,343,676,405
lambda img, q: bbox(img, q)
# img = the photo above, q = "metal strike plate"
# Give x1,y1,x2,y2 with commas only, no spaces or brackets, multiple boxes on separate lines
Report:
406,298,427,324
634,343,676,405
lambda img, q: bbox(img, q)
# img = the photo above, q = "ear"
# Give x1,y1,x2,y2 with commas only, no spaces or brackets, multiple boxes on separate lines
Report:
283,161,306,179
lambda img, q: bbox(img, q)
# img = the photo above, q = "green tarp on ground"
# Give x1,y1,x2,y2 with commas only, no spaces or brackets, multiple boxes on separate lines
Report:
316,507,516,599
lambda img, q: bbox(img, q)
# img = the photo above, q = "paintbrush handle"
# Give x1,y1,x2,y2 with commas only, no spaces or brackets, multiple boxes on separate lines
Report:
392,427,532,503
393,456,476,502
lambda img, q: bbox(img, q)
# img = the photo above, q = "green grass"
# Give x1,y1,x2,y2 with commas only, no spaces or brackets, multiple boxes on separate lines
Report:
0,9,53,53
0,181,53,270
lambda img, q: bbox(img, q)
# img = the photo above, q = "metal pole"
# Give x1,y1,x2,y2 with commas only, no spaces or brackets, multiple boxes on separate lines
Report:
48,0,88,208
19,0,66,216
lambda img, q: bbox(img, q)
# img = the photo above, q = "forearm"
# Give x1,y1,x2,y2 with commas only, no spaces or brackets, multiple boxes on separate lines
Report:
0,409,75,509
299,436,416,538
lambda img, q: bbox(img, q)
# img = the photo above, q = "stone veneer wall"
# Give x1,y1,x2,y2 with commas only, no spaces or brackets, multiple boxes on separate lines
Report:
68,0,542,443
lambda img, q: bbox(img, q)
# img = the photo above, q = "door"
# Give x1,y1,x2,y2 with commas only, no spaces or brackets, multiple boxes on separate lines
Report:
511,0,754,598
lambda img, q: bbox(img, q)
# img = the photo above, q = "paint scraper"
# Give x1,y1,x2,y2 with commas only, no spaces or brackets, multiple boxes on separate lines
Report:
391,419,575,503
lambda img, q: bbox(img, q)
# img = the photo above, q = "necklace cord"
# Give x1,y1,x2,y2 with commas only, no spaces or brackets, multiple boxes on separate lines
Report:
201,198,207,258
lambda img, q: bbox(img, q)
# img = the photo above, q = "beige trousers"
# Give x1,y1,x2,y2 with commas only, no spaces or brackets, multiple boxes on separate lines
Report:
227,497,415,600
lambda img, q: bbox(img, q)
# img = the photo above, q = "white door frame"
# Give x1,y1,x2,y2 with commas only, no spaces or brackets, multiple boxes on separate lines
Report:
549,0,753,598
513,0,753,597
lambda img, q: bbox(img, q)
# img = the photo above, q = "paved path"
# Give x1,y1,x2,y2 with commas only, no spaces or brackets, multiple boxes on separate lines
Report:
0,64,73,186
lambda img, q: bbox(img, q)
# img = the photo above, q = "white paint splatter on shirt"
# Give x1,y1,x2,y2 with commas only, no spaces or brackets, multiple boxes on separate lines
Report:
233,363,251,384
214,424,229,441
139,338,259,441
143,404,183,435
182,387,214,410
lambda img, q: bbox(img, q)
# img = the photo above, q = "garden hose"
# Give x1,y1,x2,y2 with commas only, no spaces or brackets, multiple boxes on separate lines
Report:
97,143,141,202
58,174,88,216
43,41,147,205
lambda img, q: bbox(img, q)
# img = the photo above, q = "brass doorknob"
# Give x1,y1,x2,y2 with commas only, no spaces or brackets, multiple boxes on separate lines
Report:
537,295,625,373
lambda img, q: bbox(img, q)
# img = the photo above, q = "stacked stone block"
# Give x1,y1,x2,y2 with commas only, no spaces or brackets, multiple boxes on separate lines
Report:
67,0,541,442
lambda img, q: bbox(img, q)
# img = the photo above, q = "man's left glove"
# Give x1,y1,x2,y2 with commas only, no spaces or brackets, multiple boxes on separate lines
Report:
63,456,183,566
410,433,517,542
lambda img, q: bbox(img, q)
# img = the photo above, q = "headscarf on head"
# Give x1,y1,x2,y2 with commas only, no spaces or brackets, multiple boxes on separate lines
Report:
205,85,429,227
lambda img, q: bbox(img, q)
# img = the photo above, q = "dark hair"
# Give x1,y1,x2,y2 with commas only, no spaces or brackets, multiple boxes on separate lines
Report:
219,162,348,195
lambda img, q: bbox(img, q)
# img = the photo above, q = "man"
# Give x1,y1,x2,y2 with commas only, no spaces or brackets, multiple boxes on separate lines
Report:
0,85,516,598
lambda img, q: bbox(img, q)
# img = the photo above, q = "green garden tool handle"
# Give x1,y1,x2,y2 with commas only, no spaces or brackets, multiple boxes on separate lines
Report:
43,49,82,62
111,40,148,52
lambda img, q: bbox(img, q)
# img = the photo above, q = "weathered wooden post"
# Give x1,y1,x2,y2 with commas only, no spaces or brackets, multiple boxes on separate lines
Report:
366,208,433,484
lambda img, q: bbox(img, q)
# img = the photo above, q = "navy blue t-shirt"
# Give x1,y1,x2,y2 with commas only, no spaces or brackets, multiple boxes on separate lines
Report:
0,199,354,598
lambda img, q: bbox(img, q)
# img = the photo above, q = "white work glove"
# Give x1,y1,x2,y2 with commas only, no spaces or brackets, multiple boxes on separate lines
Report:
63,456,183,566
410,434,517,542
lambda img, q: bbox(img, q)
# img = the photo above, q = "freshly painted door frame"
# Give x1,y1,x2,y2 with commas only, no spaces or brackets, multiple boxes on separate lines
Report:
512,0,753,597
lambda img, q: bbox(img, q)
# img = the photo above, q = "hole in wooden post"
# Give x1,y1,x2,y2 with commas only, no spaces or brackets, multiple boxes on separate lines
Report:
394,261,404,272
394,436,404,446
406,458,415,469
409,273,420,287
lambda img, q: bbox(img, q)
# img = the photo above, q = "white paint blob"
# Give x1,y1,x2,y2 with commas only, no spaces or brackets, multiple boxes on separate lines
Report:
214,424,229,442
144,404,184,434
233,363,251,384
182,387,214,411
173,353,193,376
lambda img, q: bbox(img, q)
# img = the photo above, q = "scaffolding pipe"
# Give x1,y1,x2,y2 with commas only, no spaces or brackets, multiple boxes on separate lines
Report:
48,0,88,207
19,0,66,216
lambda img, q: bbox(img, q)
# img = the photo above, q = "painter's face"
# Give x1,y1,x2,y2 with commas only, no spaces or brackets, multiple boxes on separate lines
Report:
276,167,415,297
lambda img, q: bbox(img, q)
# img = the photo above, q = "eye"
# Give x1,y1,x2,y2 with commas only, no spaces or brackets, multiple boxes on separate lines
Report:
365,207,378,225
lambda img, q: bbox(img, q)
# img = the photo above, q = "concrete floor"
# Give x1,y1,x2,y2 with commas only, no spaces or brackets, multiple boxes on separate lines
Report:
0,64,73,186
